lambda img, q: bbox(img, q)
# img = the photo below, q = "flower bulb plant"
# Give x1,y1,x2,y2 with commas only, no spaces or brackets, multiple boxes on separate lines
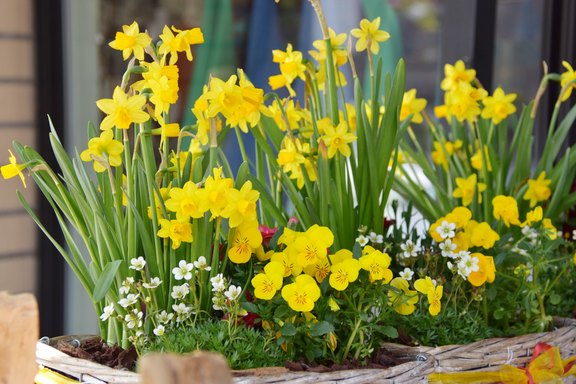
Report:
2,0,576,371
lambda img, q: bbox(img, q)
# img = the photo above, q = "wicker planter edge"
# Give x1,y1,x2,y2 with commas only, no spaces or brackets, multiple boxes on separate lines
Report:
35,317,576,383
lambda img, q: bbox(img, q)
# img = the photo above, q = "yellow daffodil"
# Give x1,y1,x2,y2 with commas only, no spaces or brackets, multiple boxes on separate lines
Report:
310,28,348,67
80,129,124,173
228,220,263,264
329,259,360,291
452,174,486,206
359,248,393,283
319,121,357,159
269,44,306,97
388,277,418,315
271,251,302,277
467,253,496,286
350,17,390,55
221,181,260,228
470,145,493,172
204,167,234,219
281,274,321,312
440,60,476,91
414,276,443,316
481,87,517,124
278,137,305,176
251,261,284,300
492,195,521,227
157,219,193,249
96,86,149,131
164,181,209,221
267,98,302,131
560,61,576,101
431,140,462,169
444,81,487,123
148,76,179,119
523,171,552,208
400,89,427,124
303,256,331,283
1,150,27,187
158,25,204,65
232,70,265,132
469,222,500,249
108,22,151,61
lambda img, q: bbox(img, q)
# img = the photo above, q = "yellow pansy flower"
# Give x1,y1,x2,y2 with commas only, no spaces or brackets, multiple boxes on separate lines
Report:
228,220,263,264
293,225,334,267
350,17,390,55
388,277,418,315
251,261,284,300
281,274,321,312
271,251,302,277
467,253,496,286
303,256,331,283
329,259,360,291
523,171,552,208
359,248,393,283
414,276,443,316
108,21,151,61
469,222,500,249
1,150,27,187
96,86,149,131
492,195,521,227
444,206,473,229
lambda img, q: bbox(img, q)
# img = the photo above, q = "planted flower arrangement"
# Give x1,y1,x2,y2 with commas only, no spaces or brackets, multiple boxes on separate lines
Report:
3,0,576,382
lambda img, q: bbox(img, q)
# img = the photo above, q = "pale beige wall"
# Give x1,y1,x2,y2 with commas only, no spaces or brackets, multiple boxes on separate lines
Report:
0,0,38,294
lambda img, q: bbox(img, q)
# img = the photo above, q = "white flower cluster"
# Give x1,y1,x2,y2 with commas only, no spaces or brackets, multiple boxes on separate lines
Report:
356,231,384,247
210,273,242,312
447,250,479,279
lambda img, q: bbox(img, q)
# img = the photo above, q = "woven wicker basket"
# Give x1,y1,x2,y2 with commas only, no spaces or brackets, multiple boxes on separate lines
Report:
36,317,576,383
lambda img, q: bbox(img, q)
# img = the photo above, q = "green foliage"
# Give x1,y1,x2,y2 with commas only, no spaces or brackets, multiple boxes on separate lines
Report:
144,321,286,370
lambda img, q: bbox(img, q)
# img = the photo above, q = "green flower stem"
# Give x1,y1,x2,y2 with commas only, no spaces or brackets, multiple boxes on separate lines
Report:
235,128,250,166
475,123,492,222
138,123,164,278
124,128,136,262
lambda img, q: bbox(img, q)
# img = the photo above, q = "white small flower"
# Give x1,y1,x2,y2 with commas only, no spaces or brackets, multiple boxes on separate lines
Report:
156,310,174,324
118,293,139,308
100,304,115,321
399,267,414,281
193,256,211,271
225,285,242,301
512,246,529,257
129,256,146,271
143,277,162,289
153,324,165,336
557,230,563,239
172,260,194,281
447,261,454,270
522,226,538,240
454,250,471,260
119,277,135,295
400,240,421,258
171,284,190,300
210,274,226,292
439,239,457,258
356,235,369,247
572,229,576,241
457,253,479,279
172,303,190,315
212,295,225,311
436,221,456,240
368,231,384,244
124,309,143,329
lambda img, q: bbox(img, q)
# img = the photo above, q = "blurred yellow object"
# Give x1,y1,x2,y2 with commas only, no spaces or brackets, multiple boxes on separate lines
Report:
35,366,79,384
429,343,576,384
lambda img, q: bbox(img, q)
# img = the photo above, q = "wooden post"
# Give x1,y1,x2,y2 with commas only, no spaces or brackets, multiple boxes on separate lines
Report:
0,291,39,383
139,350,233,384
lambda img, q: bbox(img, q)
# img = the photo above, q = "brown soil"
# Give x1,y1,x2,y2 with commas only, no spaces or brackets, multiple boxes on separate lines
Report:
55,336,137,371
